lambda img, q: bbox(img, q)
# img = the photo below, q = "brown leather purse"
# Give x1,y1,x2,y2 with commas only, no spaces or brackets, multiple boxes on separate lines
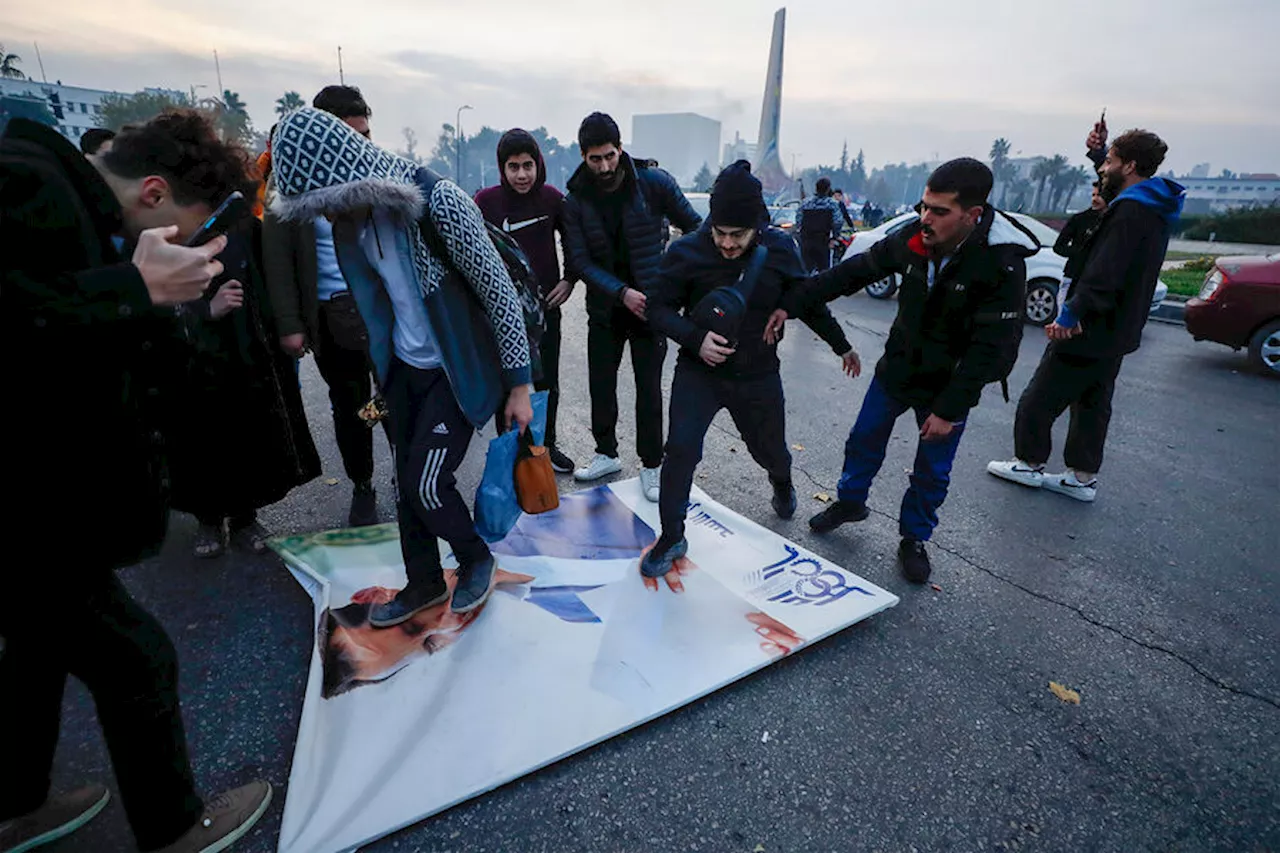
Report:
514,433,559,515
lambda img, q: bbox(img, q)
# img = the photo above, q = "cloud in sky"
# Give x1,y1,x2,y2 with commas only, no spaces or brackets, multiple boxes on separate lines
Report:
4,0,1277,174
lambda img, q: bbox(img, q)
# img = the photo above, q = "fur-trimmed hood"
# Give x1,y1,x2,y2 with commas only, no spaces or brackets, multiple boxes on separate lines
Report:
269,108,423,224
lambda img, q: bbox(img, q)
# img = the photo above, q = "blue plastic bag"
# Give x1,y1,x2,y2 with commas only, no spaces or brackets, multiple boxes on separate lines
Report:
474,391,549,543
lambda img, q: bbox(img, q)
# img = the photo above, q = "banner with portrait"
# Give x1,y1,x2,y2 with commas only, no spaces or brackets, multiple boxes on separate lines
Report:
271,479,898,853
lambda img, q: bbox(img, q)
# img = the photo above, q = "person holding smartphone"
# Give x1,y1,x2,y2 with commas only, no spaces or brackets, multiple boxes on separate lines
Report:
1,110,273,853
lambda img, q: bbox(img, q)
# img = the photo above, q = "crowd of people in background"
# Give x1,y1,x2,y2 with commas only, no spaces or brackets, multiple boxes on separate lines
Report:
1,76,1181,851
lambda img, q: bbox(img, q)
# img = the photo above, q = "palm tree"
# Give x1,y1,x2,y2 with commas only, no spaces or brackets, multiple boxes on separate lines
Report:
1030,158,1057,212
1040,154,1070,210
0,44,25,79
1051,164,1092,211
222,90,247,115
274,91,305,118
989,137,1013,206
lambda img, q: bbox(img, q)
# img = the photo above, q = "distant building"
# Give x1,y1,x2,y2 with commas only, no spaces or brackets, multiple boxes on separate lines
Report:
1180,175,1280,214
631,112,721,188
0,78,120,146
1189,162,1212,179
722,130,757,168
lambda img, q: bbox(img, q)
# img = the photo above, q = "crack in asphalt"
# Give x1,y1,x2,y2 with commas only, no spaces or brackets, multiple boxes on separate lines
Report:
789,464,1280,712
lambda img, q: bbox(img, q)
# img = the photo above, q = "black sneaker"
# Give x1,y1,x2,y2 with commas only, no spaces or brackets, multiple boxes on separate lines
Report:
348,481,379,527
640,537,688,578
451,556,496,614
898,538,932,584
547,446,575,474
771,479,797,519
369,580,450,627
808,499,870,533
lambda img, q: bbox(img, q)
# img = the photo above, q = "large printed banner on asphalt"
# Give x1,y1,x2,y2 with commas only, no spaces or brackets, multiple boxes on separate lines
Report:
270,479,899,853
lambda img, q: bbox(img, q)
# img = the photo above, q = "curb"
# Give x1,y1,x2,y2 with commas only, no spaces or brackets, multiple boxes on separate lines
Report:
1151,300,1186,326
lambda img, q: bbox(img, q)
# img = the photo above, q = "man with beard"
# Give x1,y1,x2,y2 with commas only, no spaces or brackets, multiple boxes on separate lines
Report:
641,161,858,578
1,111,272,853
1053,179,1107,312
788,158,1037,583
562,112,702,502
474,129,577,474
988,129,1183,502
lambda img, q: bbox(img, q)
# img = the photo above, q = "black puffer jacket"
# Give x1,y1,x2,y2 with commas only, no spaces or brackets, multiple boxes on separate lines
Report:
563,151,702,319
790,207,1038,420
650,224,852,378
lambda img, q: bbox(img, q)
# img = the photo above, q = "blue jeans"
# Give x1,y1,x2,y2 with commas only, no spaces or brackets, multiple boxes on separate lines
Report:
836,377,967,542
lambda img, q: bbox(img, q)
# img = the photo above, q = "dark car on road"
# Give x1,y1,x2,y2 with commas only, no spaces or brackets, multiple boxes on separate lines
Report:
1184,255,1280,375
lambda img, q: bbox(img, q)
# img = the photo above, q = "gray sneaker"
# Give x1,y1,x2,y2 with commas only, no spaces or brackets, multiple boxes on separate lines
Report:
451,557,496,614
0,784,109,853
369,581,451,628
155,781,272,853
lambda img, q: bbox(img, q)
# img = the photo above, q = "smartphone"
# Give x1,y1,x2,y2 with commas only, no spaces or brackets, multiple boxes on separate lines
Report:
185,191,247,247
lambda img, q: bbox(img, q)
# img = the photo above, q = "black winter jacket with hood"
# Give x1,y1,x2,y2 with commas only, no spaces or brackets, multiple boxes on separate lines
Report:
650,223,851,378
790,207,1038,421
563,151,702,319
1,118,185,571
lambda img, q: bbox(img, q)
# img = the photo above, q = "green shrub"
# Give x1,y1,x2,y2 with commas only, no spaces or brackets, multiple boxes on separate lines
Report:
1180,207,1280,244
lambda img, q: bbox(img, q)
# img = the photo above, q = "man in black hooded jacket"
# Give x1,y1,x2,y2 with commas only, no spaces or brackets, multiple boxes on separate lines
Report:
641,161,858,580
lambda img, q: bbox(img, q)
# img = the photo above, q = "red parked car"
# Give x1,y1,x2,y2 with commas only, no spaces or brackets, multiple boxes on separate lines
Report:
1184,255,1280,375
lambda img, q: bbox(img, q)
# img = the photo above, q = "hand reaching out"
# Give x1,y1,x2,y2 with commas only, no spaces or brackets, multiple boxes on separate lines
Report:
840,349,861,378
763,309,787,344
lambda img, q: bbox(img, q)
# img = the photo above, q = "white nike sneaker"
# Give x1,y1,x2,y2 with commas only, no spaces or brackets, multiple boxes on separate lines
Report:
1042,472,1097,502
640,466,661,502
573,454,622,482
987,459,1045,488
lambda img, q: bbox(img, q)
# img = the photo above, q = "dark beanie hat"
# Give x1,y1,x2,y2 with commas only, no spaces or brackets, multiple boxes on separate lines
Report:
709,160,767,227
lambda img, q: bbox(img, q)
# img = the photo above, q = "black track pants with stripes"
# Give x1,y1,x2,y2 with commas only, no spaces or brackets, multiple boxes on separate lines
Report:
384,359,491,590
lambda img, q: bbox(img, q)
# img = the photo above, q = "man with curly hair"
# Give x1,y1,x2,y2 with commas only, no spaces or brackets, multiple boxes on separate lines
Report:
1,110,272,853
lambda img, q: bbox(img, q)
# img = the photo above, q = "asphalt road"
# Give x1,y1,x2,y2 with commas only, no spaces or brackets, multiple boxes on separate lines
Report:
42,289,1279,853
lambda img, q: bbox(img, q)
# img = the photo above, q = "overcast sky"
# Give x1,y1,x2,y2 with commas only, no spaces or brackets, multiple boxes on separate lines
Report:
5,0,1278,175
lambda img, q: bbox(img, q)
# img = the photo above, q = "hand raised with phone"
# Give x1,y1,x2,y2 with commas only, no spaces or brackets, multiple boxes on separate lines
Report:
132,226,227,306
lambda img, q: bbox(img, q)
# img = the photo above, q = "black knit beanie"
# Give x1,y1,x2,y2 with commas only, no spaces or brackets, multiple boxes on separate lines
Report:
709,160,767,228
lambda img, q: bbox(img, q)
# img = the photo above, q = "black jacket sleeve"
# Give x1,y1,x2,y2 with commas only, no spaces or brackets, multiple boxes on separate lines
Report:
782,232,906,315
1087,147,1105,170
1062,202,1145,325
647,248,706,355
552,193,579,285
656,172,703,235
1053,212,1086,259
930,254,1027,421
562,194,629,302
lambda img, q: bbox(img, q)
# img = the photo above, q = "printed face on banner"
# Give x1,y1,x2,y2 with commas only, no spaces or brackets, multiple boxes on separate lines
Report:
271,480,897,853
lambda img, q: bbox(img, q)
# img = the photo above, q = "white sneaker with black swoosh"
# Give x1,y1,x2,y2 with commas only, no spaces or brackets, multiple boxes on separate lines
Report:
1042,472,1097,502
987,459,1045,488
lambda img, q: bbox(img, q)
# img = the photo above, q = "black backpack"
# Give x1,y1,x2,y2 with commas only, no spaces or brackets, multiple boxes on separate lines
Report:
688,244,768,349
416,169,547,381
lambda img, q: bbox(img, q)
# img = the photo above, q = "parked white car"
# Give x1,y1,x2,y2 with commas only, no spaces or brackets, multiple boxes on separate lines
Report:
840,212,1168,326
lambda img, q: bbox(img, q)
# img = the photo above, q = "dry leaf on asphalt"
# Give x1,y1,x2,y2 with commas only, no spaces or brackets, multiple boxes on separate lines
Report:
792,444,805,451
1049,681,1081,705
930,583,942,592
325,478,339,486
729,446,738,453
754,846,766,853
813,492,832,503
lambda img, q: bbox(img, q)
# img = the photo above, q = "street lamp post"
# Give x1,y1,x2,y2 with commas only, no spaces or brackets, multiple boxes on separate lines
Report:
455,104,473,187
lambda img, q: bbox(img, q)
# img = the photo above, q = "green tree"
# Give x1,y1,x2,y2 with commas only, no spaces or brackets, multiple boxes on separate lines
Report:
692,162,714,192
989,137,1015,206
0,44,24,79
1030,158,1057,211
1050,162,1090,211
214,90,252,143
839,140,849,174
274,90,305,118
399,127,422,164
99,89,194,131
849,149,867,194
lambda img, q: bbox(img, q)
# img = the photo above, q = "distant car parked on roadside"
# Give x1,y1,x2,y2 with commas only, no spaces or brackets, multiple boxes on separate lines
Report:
840,212,1168,325
1183,254,1280,375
